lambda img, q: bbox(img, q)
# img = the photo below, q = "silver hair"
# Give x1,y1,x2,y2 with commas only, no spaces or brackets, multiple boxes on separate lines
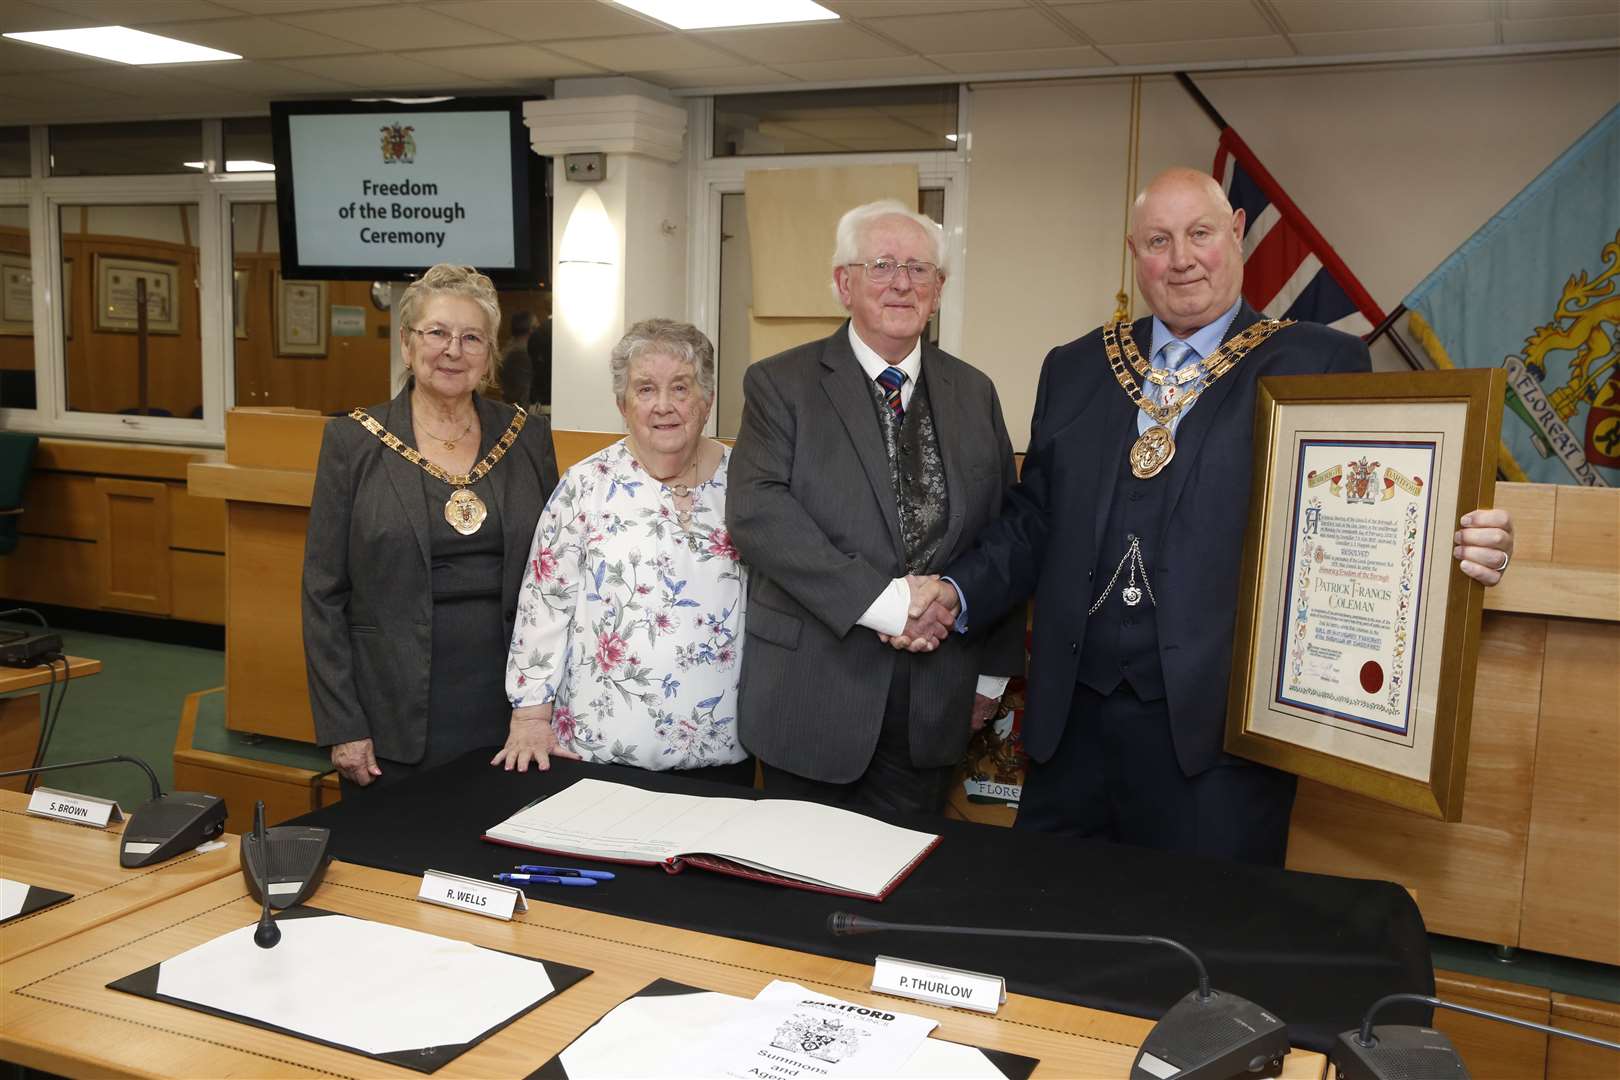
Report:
397,264,504,385
829,199,948,282
609,318,716,404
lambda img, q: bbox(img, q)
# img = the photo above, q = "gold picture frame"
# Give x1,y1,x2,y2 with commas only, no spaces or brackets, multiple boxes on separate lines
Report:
273,272,327,358
1225,368,1504,821
0,251,32,335
233,268,249,340
94,254,180,334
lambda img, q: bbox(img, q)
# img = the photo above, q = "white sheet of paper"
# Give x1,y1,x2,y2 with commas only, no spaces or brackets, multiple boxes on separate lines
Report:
153,913,555,1055
0,878,31,921
671,979,938,1079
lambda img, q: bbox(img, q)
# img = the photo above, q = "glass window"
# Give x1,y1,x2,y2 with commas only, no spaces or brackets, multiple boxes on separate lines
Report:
713,86,958,157
60,203,202,418
230,202,390,414
0,206,34,410
222,117,275,173
0,128,29,177
49,120,202,176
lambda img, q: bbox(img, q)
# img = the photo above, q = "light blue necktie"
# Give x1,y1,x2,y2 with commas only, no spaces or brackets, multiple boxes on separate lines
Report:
1139,339,1196,434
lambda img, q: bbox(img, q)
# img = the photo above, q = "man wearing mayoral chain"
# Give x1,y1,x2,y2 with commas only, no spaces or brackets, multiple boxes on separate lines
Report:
910,168,1514,865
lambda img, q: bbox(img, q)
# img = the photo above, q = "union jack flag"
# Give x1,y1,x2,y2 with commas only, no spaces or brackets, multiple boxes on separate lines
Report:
1213,128,1385,337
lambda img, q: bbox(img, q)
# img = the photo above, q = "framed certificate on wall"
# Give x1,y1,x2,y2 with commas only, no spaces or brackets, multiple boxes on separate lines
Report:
1225,368,1504,821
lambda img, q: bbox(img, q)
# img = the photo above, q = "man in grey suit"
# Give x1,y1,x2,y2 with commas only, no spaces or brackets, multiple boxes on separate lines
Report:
727,200,1024,815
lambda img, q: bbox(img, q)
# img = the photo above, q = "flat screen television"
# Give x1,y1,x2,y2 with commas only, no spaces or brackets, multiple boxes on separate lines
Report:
270,96,546,287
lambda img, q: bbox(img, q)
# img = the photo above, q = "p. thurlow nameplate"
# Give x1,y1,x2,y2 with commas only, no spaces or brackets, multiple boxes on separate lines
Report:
872,955,1005,1014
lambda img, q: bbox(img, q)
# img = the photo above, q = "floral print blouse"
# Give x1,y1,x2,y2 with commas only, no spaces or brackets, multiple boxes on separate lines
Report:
506,439,747,771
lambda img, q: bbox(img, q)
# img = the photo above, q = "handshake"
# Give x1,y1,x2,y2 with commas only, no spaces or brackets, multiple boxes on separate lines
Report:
880,575,960,653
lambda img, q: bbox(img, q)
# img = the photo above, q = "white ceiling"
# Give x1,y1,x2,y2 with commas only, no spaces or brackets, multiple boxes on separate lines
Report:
0,0,1615,125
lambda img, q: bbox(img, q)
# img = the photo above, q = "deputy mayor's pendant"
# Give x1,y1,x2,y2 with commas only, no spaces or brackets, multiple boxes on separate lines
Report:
1122,585,1142,606
445,487,487,535
1131,425,1175,479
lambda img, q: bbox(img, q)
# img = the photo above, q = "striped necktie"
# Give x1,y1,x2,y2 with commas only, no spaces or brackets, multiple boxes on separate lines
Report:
875,366,907,423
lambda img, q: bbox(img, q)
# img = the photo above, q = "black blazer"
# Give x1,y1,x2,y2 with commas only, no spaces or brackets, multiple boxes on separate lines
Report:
727,324,1026,783
947,303,1370,777
301,385,559,762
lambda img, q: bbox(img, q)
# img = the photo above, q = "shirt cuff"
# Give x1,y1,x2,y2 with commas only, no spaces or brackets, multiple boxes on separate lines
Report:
941,576,970,634
855,577,911,638
975,675,1010,700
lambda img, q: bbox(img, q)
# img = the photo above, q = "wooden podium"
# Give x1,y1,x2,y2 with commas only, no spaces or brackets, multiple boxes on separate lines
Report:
187,409,329,743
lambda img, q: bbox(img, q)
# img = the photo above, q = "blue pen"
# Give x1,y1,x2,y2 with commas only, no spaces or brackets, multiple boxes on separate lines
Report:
515,864,616,881
495,872,597,887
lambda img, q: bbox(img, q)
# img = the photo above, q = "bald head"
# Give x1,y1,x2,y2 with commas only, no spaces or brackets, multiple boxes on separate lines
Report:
1126,167,1247,338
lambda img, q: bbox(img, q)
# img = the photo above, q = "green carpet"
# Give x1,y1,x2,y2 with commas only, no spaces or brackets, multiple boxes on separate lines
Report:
27,629,223,809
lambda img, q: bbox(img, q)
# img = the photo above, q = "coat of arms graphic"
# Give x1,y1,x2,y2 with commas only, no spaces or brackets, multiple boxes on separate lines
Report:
769,1015,866,1063
379,123,416,164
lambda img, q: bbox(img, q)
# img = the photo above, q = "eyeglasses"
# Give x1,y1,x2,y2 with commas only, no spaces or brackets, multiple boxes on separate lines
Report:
847,258,940,286
408,325,491,357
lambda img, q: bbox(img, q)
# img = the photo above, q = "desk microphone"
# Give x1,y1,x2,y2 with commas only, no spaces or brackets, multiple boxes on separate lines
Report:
239,798,331,914
0,755,226,868
247,801,279,949
1332,992,1620,1079
828,912,1288,1080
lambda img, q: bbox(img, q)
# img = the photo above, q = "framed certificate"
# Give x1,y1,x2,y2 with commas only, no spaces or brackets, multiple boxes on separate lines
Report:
1225,368,1504,821
0,251,31,334
273,272,326,357
94,255,180,334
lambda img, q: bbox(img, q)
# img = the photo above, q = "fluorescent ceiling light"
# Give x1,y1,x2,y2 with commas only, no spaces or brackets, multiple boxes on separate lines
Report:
614,0,838,31
3,26,240,65
184,160,275,172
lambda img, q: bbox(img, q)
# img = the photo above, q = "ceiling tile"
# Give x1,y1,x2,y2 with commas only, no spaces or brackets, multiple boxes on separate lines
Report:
166,58,353,92
131,17,367,59
45,65,214,94
1506,0,1619,17
770,54,950,81
696,22,906,63
0,72,119,103
1099,33,1292,64
1053,1,1273,44
31,0,241,22
544,32,746,71
825,0,1027,16
393,42,605,79
213,0,395,13
1290,22,1500,57
863,8,1079,53
0,37,101,72
0,1,95,32
638,65,799,89
273,51,475,89
1502,12,1620,41
424,1,659,41
1268,0,1493,35
275,4,509,50
930,44,1111,72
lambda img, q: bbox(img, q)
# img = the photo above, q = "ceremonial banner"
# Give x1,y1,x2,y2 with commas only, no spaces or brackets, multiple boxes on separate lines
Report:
1403,105,1619,487
1226,369,1502,820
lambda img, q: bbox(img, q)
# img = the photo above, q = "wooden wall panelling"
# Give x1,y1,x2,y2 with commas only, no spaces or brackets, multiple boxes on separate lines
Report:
0,536,99,608
1286,612,1545,945
1519,617,1620,967
32,439,215,481
168,488,224,553
1485,483,1616,621
1547,994,1620,1080
16,473,98,540
169,550,224,625
224,503,314,741
0,695,42,793
93,478,170,615
1433,970,1551,1079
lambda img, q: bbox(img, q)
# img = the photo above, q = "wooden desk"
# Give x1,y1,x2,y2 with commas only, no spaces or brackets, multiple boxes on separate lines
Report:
0,790,240,963
0,656,101,792
1,860,1326,1079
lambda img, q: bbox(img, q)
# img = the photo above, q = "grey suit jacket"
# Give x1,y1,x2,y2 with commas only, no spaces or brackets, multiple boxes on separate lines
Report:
726,323,1025,783
301,385,559,762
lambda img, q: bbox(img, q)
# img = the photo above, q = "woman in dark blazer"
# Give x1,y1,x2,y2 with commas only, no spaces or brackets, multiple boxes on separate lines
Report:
301,264,559,793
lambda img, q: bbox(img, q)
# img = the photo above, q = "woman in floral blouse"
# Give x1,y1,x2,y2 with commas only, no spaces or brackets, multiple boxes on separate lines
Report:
498,319,751,783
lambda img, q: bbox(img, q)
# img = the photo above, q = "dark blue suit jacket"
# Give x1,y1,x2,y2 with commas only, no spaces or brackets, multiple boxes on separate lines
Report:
947,303,1370,777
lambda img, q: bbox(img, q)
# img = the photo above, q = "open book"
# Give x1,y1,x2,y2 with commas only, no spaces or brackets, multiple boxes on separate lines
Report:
483,779,939,901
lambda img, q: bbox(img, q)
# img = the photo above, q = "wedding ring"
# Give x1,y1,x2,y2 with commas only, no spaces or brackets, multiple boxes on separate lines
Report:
1495,550,1511,573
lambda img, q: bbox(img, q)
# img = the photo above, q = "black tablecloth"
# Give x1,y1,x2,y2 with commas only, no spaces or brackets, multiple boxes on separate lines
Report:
291,752,1433,1053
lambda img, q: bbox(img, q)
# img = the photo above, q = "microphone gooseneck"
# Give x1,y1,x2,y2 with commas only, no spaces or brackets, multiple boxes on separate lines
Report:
250,801,280,949
1358,993,1620,1051
0,754,164,801
826,911,1212,1001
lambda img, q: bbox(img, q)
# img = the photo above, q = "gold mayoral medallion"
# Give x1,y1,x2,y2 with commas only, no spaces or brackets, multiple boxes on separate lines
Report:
1131,424,1176,479
444,487,488,535
349,405,528,537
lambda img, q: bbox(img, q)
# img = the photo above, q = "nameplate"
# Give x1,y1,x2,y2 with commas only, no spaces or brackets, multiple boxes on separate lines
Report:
417,869,527,921
962,778,1022,806
26,787,122,828
871,955,1004,1014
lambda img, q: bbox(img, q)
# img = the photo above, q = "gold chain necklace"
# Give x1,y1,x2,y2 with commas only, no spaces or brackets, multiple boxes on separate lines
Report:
1103,317,1293,479
633,445,701,528
350,406,527,535
417,416,473,450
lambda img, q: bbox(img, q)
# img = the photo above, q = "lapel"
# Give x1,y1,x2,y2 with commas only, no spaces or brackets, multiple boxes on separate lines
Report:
1159,301,1262,527
381,384,433,573
476,395,533,607
819,323,904,558
920,344,969,559
1092,316,1152,551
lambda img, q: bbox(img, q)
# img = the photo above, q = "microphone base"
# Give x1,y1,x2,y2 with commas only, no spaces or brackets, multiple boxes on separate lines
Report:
120,792,227,868
1330,1027,1470,1080
1130,989,1289,1080
242,824,333,909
